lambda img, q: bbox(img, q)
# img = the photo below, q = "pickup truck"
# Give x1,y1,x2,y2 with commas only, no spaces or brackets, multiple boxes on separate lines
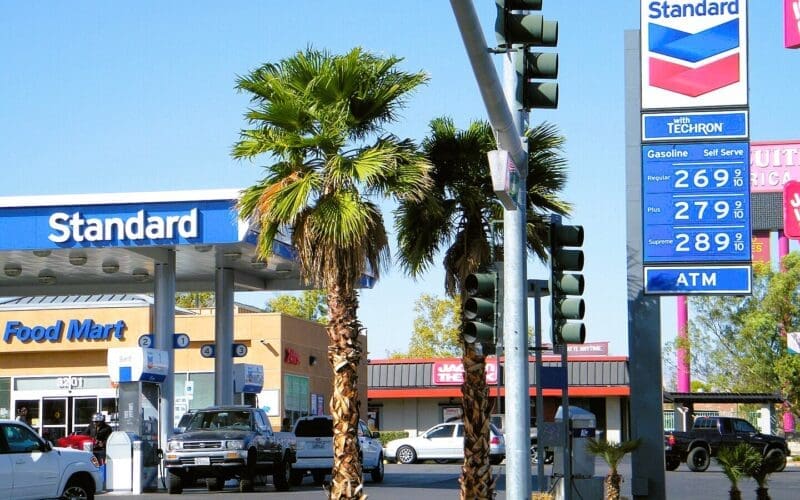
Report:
163,405,296,494
664,416,790,472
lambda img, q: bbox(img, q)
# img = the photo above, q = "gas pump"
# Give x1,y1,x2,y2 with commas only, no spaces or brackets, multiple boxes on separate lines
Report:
105,347,168,493
233,363,264,407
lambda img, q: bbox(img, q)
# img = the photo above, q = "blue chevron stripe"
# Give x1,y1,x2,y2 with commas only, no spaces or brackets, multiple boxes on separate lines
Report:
649,19,739,62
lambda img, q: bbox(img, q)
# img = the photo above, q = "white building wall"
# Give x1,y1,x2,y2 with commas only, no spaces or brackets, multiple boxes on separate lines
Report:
378,398,453,436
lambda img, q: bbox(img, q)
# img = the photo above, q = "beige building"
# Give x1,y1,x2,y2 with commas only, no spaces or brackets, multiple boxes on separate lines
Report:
0,295,367,441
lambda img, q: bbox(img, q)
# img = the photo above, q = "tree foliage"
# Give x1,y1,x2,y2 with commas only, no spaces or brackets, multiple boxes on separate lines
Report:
390,294,461,358
668,254,800,417
176,292,214,309
265,290,329,324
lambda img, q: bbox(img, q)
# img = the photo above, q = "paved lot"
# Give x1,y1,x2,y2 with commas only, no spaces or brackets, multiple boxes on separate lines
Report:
101,458,800,499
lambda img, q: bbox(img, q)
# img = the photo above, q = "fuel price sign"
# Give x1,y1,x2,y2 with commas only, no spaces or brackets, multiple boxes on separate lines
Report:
643,141,750,264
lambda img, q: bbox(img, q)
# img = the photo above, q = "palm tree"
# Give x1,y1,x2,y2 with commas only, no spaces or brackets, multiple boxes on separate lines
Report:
715,443,751,500
396,117,571,499
585,438,641,500
233,47,431,500
741,445,784,500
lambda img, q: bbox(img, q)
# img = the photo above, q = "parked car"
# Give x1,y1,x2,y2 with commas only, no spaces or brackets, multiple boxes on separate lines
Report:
664,416,790,472
291,415,384,485
163,405,296,494
384,421,505,465
0,419,103,500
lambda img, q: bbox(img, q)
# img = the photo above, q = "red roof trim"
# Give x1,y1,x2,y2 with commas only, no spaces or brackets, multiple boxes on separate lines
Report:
368,386,630,399
368,355,628,365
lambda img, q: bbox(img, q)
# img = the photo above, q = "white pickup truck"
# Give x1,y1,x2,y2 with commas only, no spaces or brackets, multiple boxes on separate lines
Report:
291,415,384,486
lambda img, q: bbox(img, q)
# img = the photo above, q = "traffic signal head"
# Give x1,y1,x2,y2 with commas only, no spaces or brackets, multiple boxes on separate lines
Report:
516,51,558,109
495,1,557,48
550,222,585,344
463,272,498,345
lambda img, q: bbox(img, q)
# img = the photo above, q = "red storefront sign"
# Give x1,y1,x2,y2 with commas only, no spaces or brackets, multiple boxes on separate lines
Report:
284,348,300,365
751,231,771,264
432,360,498,386
784,180,800,238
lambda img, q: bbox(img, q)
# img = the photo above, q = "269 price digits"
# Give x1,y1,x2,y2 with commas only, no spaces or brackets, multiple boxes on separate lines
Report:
673,168,743,189
675,231,745,253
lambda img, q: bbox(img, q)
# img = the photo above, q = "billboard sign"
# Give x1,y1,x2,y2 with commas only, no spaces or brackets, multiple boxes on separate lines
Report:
641,0,748,109
643,141,751,263
787,0,800,49
784,180,800,238
750,141,800,193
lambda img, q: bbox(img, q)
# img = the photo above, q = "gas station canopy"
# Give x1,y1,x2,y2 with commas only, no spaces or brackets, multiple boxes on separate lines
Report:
0,189,318,296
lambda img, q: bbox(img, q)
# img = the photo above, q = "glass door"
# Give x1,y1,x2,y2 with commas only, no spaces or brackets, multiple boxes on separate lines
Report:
72,397,98,435
41,397,68,443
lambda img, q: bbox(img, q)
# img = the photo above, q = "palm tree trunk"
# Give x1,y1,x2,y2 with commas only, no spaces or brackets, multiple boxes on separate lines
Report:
755,487,770,500
728,487,742,500
606,472,621,500
459,341,494,500
326,282,365,500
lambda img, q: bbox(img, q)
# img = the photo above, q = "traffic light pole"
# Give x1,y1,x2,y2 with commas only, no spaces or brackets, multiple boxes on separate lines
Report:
449,2,531,499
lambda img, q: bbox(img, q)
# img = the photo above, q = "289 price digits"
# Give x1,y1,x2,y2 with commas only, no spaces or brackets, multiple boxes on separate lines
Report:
675,231,745,253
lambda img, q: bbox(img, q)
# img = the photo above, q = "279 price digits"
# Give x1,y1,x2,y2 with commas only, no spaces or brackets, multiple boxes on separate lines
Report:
674,199,745,221
675,231,744,253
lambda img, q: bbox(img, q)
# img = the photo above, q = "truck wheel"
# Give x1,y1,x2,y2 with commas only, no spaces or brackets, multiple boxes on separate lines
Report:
312,470,327,485
289,469,304,486
63,477,95,500
273,459,292,492
766,449,787,472
239,478,254,493
370,456,385,483
687,447,710,472
206,477,223,491
167,471,183,494
665,456,681,471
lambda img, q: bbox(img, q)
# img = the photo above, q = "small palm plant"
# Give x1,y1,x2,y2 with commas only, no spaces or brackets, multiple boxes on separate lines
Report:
585,438,641,500
741,445,783,500
715,444,750,500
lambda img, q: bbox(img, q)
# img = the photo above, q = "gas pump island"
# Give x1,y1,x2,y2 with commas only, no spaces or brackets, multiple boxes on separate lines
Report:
106,347,167,493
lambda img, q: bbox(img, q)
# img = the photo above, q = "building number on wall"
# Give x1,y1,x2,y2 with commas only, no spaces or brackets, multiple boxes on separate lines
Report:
56,376,84,389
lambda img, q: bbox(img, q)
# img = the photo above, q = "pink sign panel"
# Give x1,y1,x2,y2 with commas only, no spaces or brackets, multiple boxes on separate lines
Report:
751,231,771,264
750,141,800,193
784,181,800,238
786,0,800,49
566,342,609,356
432,360,498,386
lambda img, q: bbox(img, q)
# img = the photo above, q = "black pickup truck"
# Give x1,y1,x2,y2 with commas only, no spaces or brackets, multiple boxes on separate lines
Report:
664,416,789,472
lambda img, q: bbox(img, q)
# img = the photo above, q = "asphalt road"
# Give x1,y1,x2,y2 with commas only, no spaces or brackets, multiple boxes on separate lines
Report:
101,459,800,500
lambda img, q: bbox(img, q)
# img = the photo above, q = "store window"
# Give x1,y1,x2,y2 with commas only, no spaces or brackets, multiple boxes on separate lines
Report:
0,377,9,419
283,374,309,426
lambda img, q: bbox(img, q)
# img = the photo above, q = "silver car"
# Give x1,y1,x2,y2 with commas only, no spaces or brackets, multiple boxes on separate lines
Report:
385,421,505,465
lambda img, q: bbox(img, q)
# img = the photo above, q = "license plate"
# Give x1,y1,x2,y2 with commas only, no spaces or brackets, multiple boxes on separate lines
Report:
312,442,325,449
196,457,210,465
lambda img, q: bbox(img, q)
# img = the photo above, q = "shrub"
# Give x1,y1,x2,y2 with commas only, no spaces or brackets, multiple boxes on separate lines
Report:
377,430,409,447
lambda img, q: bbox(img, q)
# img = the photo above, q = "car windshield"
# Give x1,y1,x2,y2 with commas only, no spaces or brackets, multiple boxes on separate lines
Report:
187,411,251,431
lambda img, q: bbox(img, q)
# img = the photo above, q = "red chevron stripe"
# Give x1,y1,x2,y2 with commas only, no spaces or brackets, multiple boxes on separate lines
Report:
649,54,740,97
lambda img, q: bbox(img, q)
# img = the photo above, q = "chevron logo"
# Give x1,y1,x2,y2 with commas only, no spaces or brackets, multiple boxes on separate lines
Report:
647,19,740,97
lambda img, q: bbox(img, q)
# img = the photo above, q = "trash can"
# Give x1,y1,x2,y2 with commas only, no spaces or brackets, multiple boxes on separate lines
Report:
553,405,597,478
106,431,137,491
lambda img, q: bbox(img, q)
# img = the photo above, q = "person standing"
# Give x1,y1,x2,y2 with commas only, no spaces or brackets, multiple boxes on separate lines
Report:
16,406,30,425
88,412,113,462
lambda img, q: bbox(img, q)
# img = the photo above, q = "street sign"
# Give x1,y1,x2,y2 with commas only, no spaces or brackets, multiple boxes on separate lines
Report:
642,141,751,264
138,334,153,348
642,111,748,142
233,343,248,358
488,150,520,211
173,333,190,349
200,344,215,358
644,265,752,294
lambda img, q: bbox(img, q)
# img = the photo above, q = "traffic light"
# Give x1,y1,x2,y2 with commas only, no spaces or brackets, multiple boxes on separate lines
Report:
549,221,585,344
494,0,559,110
463,272,499,345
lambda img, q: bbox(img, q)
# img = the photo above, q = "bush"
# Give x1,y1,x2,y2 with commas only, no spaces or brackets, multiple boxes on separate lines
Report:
377,430,409,447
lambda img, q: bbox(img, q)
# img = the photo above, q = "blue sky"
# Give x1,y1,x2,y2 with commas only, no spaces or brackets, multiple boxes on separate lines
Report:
1,2,795,359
